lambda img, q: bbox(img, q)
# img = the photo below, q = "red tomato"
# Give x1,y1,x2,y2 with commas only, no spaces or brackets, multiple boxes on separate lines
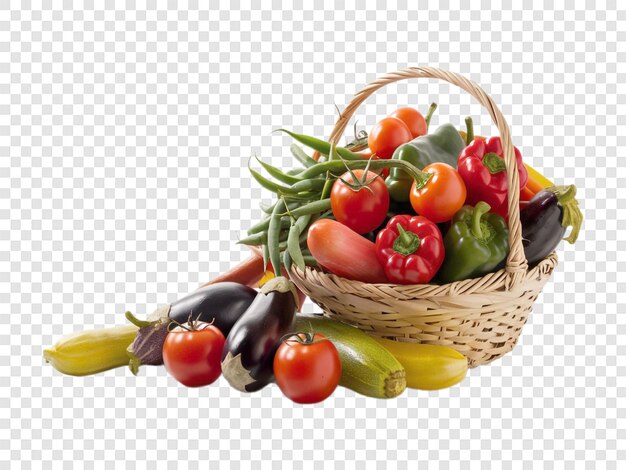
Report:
163,324,225,387
389,107,427,138
330,169,389,234
273,333,341,404
409,163,467,223
307,219,388,283
368,117,412,159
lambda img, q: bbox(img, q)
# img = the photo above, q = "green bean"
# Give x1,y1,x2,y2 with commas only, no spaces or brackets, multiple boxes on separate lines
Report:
255,157,303,185
320,142,338,199
287,168,303,176
302,255,318,267
238,227,289,246
298,159,431,189
282,249,293,273
320,175,333,200
268,199,287,277
261,198,314,216
289,178,326,194
276,129,363,161
260,201,274,213
247,217,291,235
281,199,331,218
249,166,293,194
287,214,311,271
238,231,267,246
250,166,326,196
290,144,317,168
262,243,270,271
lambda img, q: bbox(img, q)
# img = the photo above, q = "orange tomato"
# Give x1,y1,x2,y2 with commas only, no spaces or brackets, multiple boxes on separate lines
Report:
389,107,427,138
409,163,467,223
368,116,412,159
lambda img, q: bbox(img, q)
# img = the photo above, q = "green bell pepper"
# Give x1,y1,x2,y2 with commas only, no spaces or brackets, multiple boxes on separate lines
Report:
438,202,510,283
386,123,466,202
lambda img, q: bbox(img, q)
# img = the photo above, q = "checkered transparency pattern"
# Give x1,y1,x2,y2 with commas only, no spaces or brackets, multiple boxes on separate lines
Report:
1,1,624,468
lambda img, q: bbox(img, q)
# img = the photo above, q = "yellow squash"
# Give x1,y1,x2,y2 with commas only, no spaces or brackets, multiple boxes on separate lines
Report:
373,338,468,390
524,163,554,189
44,324,138,376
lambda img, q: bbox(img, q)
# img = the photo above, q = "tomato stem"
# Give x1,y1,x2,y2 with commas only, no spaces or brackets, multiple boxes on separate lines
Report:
280,332,329,345
298,158,431,189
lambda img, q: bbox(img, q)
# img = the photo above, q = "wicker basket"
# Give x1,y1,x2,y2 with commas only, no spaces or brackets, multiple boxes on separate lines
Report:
289,66,559,368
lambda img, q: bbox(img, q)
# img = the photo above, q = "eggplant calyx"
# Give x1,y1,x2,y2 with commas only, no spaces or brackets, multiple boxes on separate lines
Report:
260,276,300,308
125,306,172,375
221,352,256,392
546,185,583,244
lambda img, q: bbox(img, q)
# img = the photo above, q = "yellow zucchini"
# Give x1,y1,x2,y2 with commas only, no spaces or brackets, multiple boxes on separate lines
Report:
373,338,468,390
44,324,138,376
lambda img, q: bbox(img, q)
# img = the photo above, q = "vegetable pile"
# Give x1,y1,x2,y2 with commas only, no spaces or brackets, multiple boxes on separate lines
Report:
43,102,583,404
242,104,583,286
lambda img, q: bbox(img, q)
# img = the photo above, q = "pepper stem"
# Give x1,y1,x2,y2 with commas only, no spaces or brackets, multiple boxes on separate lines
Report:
425,102,437,129
392,223,421,256
545,185,583,244
482,152,507,174
465,116,474,145
471,202,491,239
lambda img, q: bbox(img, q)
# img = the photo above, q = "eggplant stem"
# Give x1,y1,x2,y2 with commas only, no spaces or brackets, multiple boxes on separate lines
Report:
125,311,154,328
546,185,583,244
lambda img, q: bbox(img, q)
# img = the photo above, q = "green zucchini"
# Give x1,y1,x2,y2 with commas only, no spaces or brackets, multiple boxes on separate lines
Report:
294,315,406,399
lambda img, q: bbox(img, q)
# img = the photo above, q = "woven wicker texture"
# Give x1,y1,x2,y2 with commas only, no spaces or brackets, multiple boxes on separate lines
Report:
291,67,558,367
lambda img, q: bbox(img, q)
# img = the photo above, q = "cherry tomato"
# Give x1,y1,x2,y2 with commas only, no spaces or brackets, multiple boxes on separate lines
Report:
163,323,225,387
409,163,467,223
330,169,390,234
389,107,427,138
368,116,412,159
273,333,341,404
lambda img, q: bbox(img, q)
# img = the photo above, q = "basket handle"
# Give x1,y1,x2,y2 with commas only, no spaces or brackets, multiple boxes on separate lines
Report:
322,66,528,284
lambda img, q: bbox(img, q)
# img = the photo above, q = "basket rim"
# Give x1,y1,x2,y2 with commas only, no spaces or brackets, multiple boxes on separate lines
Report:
289,252,558,299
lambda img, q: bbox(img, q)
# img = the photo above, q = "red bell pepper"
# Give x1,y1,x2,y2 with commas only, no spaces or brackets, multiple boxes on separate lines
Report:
375,215,444,284
457,137,528,219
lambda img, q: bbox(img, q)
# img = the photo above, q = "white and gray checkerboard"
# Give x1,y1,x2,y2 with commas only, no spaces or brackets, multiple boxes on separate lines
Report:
1,2,624,468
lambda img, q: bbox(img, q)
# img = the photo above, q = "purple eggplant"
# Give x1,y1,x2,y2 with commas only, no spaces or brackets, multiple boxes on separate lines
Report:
221,276,298,392
520,185,583,267
126,282,257,374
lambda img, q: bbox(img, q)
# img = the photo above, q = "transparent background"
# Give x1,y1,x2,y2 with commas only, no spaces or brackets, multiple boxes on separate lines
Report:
1,1,624,468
